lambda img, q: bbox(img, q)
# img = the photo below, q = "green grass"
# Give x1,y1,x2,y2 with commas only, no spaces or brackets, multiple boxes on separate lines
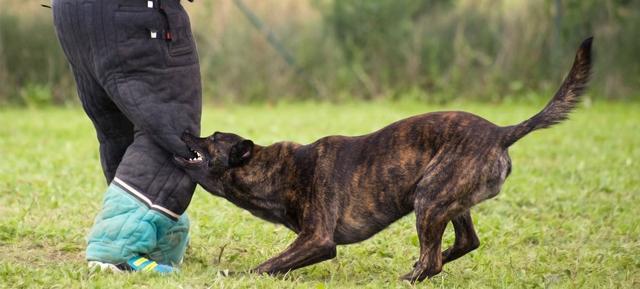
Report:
1,100,639,288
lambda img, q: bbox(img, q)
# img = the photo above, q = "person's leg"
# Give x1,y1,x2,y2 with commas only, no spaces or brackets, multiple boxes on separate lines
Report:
96,0,202,215
52,0,134,184
86,130,196,265
90,0,201,266
74,71,134,183
53,0,201,269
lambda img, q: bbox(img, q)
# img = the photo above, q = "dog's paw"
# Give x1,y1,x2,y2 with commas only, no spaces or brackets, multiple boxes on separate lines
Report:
400,264,442,283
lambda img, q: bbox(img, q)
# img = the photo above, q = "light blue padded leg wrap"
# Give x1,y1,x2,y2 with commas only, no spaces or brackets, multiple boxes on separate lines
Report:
148,213,190,265
86,184,190,265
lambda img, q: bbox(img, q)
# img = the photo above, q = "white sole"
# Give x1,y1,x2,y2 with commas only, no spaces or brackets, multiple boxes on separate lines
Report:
88,261,123,273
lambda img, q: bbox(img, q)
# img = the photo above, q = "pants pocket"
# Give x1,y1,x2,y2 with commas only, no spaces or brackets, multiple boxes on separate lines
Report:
163,11,193,56
158,1,198,66
113,9,166,71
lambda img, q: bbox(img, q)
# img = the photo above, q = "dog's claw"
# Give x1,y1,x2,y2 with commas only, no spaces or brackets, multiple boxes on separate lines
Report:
217,269,240,277
400,272,419,283
400,263,441,283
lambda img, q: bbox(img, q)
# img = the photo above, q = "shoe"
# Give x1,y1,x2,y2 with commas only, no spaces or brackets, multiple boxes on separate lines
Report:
88,256,175,274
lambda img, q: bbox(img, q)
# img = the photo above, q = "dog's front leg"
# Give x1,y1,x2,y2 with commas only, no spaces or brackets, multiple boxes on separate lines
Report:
252,233,337,275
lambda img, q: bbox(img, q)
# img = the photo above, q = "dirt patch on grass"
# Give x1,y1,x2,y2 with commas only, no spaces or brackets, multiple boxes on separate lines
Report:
0,241,84,267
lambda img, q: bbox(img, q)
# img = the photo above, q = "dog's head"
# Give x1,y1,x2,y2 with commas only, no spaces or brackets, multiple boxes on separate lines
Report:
174,130,254,195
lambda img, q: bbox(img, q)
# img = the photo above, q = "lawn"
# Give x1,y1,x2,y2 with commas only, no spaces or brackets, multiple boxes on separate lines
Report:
1,100,639,288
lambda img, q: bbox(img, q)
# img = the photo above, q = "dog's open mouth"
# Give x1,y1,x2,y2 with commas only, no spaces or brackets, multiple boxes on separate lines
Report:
175,146,205,166
176,132,207,166
186,147,204,163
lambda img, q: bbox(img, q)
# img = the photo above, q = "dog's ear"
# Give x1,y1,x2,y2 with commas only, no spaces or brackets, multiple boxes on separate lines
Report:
229,139,254,167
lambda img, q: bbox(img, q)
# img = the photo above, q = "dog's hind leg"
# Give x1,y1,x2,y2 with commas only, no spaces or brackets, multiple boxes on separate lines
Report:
442,210,480,264
400,165,469,283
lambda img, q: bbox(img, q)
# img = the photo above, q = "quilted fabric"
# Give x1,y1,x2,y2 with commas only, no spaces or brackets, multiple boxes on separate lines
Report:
86,184,190,265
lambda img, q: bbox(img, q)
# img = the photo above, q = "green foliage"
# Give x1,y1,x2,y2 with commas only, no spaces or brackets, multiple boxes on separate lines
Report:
0,10,74,105
1,101,639,287
1,0,639,105
19,83,53,108
318,0,639,100
320,0,453,97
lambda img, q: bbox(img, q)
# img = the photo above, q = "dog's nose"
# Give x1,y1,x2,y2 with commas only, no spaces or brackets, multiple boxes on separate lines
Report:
181,129,192,141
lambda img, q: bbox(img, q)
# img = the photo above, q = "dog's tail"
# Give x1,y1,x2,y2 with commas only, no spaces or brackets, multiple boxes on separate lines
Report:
501,37,593,148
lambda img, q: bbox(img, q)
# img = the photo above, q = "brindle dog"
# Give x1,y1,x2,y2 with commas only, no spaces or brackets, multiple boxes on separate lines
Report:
174,37,592,282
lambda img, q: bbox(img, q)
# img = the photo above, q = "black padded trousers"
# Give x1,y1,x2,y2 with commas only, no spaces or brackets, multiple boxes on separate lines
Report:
53,0,202,219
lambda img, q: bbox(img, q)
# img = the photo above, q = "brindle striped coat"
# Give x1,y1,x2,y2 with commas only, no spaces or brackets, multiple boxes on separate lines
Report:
175,37,593,282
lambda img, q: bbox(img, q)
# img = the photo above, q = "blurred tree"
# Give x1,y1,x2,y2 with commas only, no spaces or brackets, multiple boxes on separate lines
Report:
0,0,638,105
